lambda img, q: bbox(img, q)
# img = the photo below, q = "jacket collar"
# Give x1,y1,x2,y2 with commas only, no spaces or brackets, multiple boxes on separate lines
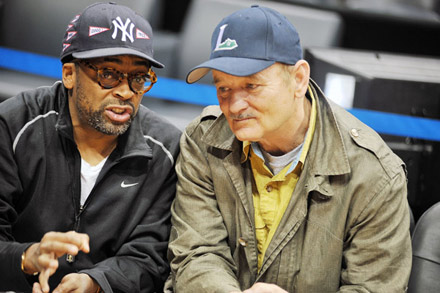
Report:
112,106,153,160
299,81,351,200
305,81,350,177
55,86,152,160
202,113,237,151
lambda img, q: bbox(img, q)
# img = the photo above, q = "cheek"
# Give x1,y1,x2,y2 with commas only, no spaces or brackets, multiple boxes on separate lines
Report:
133,95,143,106
218,100,229,115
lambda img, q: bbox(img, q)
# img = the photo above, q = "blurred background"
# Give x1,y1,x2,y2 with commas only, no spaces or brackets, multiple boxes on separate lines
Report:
0,0,439,220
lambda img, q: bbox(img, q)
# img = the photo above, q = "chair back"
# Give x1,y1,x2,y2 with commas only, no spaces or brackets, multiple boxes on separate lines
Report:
408,201,440,292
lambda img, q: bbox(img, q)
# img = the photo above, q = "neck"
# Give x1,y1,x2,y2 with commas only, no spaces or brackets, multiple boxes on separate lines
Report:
259,96,312,156
73,126,118,166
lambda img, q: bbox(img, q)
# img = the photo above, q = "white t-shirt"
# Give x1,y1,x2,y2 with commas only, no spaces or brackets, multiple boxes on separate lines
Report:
259,143,303,175
80,157,108,206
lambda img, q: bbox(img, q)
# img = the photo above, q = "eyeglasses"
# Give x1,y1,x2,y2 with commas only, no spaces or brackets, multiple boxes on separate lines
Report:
79,60,157,95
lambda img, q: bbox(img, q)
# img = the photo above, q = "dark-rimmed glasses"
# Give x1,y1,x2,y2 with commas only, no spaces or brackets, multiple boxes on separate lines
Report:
78,60,157,95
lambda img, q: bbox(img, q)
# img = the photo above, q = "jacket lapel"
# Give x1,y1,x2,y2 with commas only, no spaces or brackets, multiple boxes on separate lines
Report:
203,114,255,226
203,114,259,274
259,83,352,276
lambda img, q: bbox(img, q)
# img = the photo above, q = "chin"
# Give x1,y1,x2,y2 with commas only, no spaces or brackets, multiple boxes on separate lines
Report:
233,129,261,142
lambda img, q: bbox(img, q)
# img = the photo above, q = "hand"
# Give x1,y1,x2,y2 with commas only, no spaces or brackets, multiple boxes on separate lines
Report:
22,231,90,293
231,282,289,293
32,273,100,293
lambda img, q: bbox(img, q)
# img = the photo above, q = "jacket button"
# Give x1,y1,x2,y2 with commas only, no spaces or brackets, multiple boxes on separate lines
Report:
266,185,273,192
350,128,359,137
238,237,248,247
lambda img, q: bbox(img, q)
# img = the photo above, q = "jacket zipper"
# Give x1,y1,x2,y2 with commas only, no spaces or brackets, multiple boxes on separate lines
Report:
66,204,84,263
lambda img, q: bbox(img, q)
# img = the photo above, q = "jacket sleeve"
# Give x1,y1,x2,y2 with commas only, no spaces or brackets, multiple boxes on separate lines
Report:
80,155,178,293
338,167,412,292
0,117,36,291
167,127,241,293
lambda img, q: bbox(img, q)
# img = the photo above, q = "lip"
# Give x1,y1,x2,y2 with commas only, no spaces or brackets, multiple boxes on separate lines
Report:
104,105,133,123
233,117,254,123
105,105,133,115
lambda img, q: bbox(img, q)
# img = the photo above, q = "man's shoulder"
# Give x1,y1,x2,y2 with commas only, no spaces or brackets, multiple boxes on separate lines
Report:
0,82,63,135
136,105,182,144
200,105,222,119
329,102,405,179
184,105,222,137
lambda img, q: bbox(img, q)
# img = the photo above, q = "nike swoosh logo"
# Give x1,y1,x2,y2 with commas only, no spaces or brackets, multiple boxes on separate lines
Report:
121,181,139,188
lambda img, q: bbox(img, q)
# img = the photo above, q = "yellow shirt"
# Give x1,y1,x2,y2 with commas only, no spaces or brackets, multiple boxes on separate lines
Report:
242,87,317,269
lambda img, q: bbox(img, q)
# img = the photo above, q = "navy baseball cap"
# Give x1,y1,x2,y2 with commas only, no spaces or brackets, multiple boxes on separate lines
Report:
60,2,164,68
186,5,302,83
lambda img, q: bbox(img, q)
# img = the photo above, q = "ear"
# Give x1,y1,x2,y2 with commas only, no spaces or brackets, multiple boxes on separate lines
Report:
293,60,310,98
62,62,76,90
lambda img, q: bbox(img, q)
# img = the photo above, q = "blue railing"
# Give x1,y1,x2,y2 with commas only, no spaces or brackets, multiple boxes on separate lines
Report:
1,46,439,142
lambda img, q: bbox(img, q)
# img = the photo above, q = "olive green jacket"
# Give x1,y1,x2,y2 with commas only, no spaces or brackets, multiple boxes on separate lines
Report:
167,82,412,293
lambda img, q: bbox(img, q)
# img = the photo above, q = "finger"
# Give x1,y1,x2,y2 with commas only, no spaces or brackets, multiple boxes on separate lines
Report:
74,232,90,253
39,240,82,258
37,251,58,274
53,273,90,293
38,268,53,293
52,278,71,293
32,282,43,293
61,231,90,253
41,231,90,254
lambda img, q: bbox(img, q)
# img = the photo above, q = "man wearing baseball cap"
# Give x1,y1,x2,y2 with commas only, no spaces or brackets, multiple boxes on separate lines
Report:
0,2,180,292
167,5,411,292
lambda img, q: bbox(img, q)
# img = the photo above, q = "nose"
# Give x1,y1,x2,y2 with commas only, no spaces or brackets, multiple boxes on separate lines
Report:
113,77,135,100
228,90,249,115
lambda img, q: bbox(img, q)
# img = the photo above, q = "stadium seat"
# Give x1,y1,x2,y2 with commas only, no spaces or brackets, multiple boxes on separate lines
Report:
0,0,160,57
408,201,440,292
0,0,163,100
410,204,415,235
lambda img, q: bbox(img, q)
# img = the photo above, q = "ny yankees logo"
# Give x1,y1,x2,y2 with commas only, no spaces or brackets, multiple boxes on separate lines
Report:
112,16,135,43
214,24,238,51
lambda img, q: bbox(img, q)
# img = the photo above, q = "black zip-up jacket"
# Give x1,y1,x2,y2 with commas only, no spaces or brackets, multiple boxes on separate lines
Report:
0,81,181,292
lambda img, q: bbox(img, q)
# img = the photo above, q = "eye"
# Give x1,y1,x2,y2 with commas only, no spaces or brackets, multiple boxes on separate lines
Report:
101,69,117,81
132,74,148,84
216,86,230,97
246,83,258,90
214,86,229,101
218,86,228,93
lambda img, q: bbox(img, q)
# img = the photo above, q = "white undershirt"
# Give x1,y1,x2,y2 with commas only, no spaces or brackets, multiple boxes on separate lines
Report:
259,143,303,175
80,157,108,206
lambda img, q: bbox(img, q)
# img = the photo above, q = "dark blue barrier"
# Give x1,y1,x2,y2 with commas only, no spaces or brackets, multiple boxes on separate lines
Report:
348,108,440,142
1,46,439,141
0,47,61,79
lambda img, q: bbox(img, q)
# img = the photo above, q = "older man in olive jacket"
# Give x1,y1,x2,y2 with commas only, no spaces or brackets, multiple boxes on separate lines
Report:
167,5,411,293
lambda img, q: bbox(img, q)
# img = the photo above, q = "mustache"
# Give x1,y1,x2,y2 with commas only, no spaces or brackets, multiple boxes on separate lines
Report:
102,99,135,113
229,113,255,120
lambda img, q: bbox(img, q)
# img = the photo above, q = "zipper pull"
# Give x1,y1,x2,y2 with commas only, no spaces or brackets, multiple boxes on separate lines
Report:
66,254,75,263
67,205,84,263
